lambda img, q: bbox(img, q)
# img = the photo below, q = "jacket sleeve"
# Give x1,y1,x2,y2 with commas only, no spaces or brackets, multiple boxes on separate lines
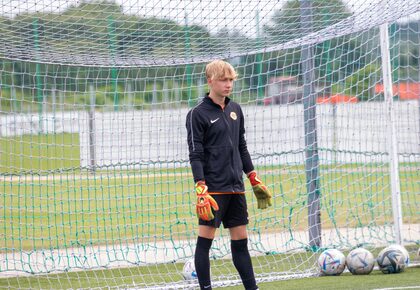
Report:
186,108,205,182
238,106,254,174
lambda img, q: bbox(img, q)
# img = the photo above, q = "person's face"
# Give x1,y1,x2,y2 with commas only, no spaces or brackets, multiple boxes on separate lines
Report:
208,76,234,98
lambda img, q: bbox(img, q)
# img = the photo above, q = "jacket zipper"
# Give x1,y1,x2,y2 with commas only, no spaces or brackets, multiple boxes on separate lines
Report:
221,107,236,190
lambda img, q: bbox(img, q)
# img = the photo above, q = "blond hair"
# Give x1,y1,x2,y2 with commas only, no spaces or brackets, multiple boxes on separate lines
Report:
205,60,238,80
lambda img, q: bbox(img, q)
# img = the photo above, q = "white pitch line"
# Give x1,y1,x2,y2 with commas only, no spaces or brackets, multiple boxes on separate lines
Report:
372,286,420,290
1,224,419,278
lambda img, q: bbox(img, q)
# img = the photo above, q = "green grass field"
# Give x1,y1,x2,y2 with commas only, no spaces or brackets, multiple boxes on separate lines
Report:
1,133,419,289
242,267,420,290
1,133,419,251
1,164,419,251
0,133,80,174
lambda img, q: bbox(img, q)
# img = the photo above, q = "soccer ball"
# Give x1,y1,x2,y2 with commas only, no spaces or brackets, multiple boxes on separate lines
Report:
318,249,346,276
346,248,375,275
377,246,406,274
182,258,198,280
387,244,410,266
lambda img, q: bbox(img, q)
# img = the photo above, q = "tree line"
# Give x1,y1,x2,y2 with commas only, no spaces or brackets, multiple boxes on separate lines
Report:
0,0,419,111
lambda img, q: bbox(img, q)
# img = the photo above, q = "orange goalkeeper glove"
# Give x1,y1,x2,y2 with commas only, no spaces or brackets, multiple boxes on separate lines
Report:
248,171,272,209
195,181,219,221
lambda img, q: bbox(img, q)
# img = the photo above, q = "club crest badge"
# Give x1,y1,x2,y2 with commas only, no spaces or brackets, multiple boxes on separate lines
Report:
230,111,237,120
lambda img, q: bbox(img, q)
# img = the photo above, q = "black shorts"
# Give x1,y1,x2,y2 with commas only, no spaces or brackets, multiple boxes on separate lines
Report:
199,194,249,228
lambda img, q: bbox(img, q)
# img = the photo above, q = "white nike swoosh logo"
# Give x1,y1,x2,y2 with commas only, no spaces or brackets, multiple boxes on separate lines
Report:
210,118,219,124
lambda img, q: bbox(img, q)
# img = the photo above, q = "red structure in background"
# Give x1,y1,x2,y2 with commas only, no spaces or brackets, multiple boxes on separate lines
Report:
316,94,358,104
375,82,420,100
264,78,420,105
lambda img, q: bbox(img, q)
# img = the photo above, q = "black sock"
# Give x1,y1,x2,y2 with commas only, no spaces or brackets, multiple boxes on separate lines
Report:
195,236,213,290
231,239,258,290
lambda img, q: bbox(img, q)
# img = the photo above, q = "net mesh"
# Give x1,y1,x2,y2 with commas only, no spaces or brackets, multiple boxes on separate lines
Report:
0,0,417,66
0,0,419,289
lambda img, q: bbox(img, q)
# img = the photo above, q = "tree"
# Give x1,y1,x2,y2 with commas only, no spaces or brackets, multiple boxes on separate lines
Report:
263,0,351,41
338,64,382,101
262,0,377,90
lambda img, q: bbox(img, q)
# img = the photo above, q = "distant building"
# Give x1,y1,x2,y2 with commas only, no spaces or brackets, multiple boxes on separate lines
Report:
264,76,302,105
264,76,331,105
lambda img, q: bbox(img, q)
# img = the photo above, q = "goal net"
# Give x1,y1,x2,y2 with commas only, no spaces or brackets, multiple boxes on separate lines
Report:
1,0,419,288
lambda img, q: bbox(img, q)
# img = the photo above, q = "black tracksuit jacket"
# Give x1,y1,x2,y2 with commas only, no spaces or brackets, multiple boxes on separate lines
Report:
186,95,254,193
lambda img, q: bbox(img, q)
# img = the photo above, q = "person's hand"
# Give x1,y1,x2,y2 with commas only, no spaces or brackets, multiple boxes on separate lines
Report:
248,171,272,209
195,181,219,221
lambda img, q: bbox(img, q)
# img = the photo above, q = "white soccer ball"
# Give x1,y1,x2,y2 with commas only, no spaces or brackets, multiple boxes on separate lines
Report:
182,258,198,280
346,248,375,275
387,244,410,266
318,248,346,276
377,246,406,274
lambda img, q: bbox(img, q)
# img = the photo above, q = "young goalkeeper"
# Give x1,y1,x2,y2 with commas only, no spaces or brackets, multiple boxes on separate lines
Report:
186,59,272,290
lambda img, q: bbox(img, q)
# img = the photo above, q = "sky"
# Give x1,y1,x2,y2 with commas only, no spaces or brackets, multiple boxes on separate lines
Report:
1,0,418,37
